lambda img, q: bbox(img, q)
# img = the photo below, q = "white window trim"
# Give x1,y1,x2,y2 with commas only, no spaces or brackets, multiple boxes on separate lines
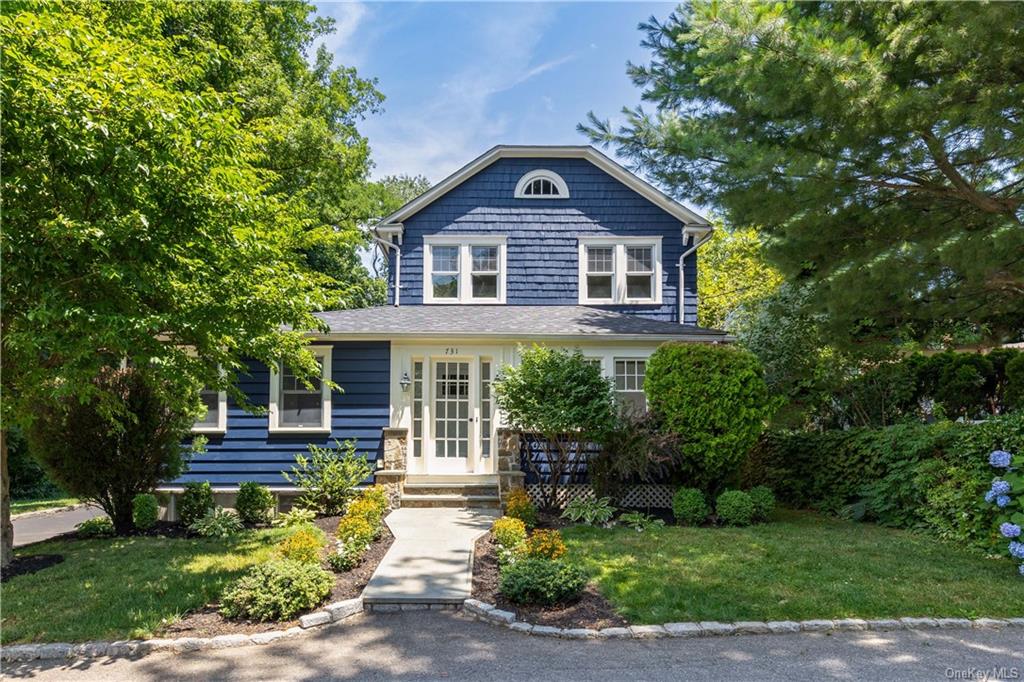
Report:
578,236,662,305
423,235,508,304
514,169,569,199
614,356,648,414
268,345,333,434
192,386,227,435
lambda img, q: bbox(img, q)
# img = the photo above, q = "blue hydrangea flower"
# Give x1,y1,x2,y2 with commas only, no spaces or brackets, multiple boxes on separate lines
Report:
989,450,1013,468
1001,523,1022,538
997,495,1011,508
1010,541,1024,560
991,480,1012,496
1020,563,1024,577
985,490,997,503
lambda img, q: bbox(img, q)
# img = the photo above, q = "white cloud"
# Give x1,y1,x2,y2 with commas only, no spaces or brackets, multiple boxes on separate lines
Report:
314,2,369,68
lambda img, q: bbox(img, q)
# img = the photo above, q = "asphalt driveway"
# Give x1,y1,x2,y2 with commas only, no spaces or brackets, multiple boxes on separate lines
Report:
7,611,1022,681
12,505,104,547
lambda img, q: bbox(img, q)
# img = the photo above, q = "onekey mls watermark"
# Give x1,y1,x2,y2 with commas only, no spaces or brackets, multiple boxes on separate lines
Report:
946,668,1021,681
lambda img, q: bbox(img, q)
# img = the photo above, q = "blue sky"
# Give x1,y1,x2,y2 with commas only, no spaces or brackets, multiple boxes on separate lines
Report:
313,1,676,183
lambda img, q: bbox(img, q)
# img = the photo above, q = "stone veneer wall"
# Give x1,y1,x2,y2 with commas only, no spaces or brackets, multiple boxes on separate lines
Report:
496,428,526,505
376,427,408,509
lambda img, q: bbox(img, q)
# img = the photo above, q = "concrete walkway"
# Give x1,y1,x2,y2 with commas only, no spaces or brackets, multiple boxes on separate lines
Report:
362,507,497,605
13,505,105,547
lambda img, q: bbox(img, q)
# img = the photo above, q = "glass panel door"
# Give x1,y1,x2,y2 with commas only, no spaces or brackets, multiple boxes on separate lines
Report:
432,360,472,471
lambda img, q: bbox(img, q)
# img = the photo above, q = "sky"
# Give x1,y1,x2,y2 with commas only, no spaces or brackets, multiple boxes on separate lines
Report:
313,1,677,183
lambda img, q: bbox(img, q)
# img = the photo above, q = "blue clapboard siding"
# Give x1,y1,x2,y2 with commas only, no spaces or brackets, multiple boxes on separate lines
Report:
174,341,390,487
391,157,699,324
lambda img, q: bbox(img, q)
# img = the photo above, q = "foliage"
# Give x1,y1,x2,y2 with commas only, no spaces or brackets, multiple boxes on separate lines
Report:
697,225,783,330
984,451,1023,577
131,494,159,531
589,413,686,502
273,507,317,528
672,488,708,526
235,482,275,526
584,1,1024,346
524,529,567,561
277,528,324,564
326,539,366,573
645,344,774,492
180,482,216,528
345,488,388,528
743,413,1024,550
504,488,538,529
284,440,372,517
716,491,755,527
75,517,114,538
498,558,588,606
336,515,375,547
7,428,62,500
25,367,197,534
1007,355,1024,411
747,486,776,523
618,511,665,533
189,509,244,539
494,346,617,509
220,559,332,622
561,497,616,526
492,517,528,550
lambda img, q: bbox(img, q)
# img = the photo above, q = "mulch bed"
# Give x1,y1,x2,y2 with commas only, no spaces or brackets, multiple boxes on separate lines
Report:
471,532,628,630
158,517,394,639
1,554,65,583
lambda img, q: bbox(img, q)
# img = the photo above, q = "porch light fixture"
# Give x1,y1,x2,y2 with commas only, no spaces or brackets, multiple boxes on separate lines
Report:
400,371,411,392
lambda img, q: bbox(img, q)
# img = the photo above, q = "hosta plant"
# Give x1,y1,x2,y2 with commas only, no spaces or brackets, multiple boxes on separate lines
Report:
618,511,665,533
561,496,616,526
985,450,1023,577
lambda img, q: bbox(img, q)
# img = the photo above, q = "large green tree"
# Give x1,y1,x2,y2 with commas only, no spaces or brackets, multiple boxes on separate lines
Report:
584,1,1024,346
697,223,782,329
0,0,381,563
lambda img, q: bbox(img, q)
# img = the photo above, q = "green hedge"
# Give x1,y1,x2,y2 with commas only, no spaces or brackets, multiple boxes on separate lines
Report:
742,413,1024,550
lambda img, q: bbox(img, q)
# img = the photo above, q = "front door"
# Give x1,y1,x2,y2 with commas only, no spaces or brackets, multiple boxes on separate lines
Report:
431,360,473,473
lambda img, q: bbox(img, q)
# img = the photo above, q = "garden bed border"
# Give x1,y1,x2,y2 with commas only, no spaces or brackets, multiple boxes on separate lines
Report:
463,599,1024,639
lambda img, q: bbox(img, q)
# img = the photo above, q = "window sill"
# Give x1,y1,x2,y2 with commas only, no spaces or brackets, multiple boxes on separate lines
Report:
268,426,332,435
191,427,226,435
424,299,506,305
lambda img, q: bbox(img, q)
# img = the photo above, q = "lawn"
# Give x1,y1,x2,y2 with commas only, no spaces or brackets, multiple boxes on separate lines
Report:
2,527,292,643
564,509,1024,624
11,496,80,515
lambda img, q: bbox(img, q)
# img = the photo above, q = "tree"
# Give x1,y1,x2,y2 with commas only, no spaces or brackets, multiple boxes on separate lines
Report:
697,223,782,329
0,1,381,564
494,346,617,510
584,1,1024,347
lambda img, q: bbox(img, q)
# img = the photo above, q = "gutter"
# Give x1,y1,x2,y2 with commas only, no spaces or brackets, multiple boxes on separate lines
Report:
678,227,714,324
371,234,401,306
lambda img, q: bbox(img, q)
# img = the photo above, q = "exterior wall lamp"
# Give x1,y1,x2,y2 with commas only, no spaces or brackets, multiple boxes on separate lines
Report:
399,371,411,392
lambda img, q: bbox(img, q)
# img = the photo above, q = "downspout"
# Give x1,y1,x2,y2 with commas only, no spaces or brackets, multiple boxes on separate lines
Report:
372,234,401,306
677,228,714,324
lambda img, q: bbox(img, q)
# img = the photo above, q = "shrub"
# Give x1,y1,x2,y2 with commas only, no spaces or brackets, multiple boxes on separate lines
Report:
25,366,196,534
492,516,527,549
644,344,774,492
716,490,755,526
76,516,114,538
7,426,63,499
524,529,566,560
672,488,708,526
132,493,159,530
220,560,333,621
505,488,537,529
283,439,372,517
326,540,367,572
180,481,215,527
1006,354,1024,411
236,482,275,525
748,486,776,522
499,558,587,605
561,497,616,526
493,346,616,509
589,413,685,502
336,514,375,546
346,493,386,529
356,485,389,512
189,508,243,538
618,511,665,532
983,449,1023,577
273,507,316,528
277,528,324,564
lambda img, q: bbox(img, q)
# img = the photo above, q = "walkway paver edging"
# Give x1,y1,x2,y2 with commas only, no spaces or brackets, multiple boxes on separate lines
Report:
462,599,1024,640
0,598,363,663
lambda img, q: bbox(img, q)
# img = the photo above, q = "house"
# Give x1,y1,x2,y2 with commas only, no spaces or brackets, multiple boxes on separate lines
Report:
167,145,727,513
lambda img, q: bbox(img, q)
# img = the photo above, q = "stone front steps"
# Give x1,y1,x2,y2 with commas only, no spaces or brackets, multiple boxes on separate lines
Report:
399,475,501,508
400,493,501,508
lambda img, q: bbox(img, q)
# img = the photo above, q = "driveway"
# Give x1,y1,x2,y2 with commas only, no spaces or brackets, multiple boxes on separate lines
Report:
13,505,104,547
9,611,1023,681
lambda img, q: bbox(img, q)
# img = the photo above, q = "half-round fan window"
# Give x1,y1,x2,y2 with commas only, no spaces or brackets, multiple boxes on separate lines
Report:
514,170,569,199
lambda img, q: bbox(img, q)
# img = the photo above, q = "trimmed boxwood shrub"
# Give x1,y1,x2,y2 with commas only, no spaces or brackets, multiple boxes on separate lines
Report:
716,490,755,526
748,486,776,522
220,560,333,621
499,558,587,605
132,493,159,530
236,482,275,525
672,487,708,526
644,344,774,491
180,481,215,527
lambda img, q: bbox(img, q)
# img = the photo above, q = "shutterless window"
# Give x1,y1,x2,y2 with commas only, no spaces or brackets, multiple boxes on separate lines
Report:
196,386,220,427
471,246,499,299
586,246,614,300
615,359,647,415
412,361,423,457
480,360,492,458
279,358,323,427
523,177,559,196
431,246,460,300
625,246,654,300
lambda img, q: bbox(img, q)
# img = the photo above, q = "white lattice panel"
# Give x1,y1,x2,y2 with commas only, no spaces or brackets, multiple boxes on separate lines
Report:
525,483,673,509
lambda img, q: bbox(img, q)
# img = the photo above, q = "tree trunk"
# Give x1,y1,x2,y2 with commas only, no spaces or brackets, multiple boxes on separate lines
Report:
1,428,14,567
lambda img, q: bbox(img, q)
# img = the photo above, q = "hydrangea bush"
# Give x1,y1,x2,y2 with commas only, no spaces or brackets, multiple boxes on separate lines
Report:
985,450,1023,576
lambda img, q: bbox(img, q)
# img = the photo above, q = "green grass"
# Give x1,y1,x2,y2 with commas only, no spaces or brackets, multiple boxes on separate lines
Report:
564,509,1024,624
11,496,80,515
2,527,294,643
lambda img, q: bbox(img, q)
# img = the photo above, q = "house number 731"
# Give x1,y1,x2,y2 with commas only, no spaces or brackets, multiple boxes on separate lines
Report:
444,347,459,355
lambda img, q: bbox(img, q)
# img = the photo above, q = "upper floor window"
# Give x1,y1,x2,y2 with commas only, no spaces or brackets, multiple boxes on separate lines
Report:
578,237,662,305
514,170,569,199
269,346,332,433
423,236,507,304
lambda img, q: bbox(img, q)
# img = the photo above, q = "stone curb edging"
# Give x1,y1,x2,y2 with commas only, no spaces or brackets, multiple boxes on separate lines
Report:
1,598,364,663
462,600,1024,640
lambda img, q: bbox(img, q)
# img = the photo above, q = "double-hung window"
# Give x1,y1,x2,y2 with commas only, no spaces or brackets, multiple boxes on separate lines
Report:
193,384,227,434
615,358,647,415
269,346,332,433
424,236,507,303
578,237,661,304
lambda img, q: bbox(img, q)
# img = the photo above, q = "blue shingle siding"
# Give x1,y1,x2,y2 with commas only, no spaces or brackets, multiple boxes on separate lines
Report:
394,157,699,323
175,341,390,487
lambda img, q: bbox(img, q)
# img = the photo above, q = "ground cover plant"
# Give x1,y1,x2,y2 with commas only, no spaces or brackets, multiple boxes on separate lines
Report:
564,509,1024,624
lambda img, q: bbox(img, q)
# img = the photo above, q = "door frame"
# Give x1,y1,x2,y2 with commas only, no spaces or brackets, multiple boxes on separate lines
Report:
428,356,476,474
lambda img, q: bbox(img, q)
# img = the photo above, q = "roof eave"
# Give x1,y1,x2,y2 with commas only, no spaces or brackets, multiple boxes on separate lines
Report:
306,330,733,344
